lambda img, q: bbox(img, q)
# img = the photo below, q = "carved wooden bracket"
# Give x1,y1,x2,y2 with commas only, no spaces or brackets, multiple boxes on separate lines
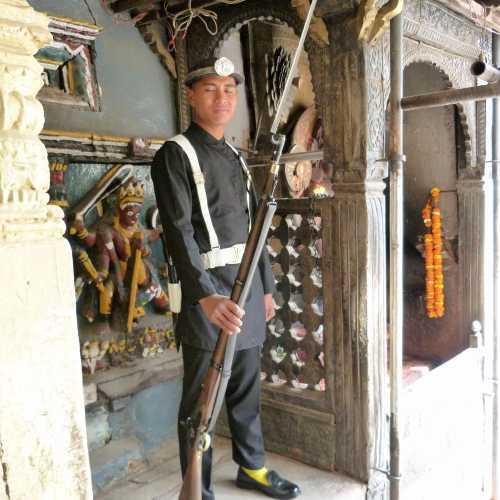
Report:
138,20,177,79
357,0,403,45
291,0,330,47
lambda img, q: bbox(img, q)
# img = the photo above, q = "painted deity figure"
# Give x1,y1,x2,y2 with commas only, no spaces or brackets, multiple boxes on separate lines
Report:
71,178,168,329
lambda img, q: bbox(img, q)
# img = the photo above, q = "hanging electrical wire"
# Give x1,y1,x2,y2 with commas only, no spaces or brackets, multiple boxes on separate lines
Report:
164,0,246,49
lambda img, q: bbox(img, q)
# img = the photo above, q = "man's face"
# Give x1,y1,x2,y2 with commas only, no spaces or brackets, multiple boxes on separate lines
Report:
119,204,141,227
187,75,238,128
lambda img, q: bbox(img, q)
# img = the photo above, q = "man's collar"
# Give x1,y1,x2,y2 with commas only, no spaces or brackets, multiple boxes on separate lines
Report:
188,122,226,146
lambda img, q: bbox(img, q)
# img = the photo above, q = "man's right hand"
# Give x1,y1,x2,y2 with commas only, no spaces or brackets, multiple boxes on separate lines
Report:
199,294,245,335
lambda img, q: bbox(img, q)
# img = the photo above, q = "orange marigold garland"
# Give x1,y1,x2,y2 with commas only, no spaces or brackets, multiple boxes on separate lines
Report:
421,188,445,318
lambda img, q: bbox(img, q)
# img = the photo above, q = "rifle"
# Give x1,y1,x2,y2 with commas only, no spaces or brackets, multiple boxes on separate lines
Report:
178,2,318,498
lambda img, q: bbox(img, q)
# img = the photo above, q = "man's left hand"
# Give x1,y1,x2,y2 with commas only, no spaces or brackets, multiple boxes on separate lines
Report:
264,293,275,322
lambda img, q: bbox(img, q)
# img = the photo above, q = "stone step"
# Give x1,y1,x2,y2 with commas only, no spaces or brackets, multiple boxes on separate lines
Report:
91,436,147,493
95,436,366,500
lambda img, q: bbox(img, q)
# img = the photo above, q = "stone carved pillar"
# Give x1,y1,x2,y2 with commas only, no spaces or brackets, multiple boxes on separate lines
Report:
0,0,65,239
322,17,390,499
0,2,92,499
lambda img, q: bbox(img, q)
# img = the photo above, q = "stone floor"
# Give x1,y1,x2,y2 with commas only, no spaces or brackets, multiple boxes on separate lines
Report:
95,436,366,500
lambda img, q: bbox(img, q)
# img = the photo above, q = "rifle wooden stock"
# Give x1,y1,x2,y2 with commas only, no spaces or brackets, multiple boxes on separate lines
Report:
179,441,203,500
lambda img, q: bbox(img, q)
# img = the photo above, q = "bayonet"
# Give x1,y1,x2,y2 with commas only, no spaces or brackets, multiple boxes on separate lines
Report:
271,0,318,136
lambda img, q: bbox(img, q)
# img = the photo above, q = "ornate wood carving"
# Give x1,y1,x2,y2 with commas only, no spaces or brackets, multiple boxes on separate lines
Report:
174,36,191,131
476,98,487,171
40,129,164,163
186,0,319,68
403,0,491,59
291,0,330,47
138,20,177,78
357,0,403,46
330,181,389,495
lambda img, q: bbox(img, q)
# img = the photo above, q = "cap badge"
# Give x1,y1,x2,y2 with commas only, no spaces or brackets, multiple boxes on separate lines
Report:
214,57,235,77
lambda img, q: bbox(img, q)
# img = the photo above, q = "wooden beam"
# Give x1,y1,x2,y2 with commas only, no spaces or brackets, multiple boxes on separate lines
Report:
166,0,232,13
112,0,158,13
164,0,188,6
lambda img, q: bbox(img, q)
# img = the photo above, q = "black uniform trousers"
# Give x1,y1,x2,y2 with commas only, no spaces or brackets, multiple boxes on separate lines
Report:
178,343,266,500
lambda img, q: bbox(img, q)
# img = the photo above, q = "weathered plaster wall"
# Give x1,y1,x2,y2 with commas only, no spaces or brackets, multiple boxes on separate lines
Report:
28,0,177,138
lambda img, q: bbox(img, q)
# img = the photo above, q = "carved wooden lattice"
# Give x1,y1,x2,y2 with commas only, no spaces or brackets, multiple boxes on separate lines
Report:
261,201,327,394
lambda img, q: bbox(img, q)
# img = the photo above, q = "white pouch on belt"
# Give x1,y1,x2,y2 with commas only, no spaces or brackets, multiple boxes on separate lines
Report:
168,281,182,313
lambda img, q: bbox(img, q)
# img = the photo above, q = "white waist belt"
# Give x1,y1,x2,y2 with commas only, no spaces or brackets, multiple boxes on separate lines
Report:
200,243,246,270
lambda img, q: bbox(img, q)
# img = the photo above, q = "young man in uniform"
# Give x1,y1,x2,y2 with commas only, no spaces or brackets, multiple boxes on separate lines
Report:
151,57,301,500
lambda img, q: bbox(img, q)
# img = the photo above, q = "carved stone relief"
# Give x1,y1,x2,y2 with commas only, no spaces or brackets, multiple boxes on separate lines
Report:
0,0,65,242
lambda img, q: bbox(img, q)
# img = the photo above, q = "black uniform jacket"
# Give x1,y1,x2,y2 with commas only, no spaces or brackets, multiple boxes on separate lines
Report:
151,122,276,351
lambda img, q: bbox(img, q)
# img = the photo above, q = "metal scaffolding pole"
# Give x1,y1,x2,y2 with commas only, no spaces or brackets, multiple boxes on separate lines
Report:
402,78,500,111
389,11,404,500
492,33,500,500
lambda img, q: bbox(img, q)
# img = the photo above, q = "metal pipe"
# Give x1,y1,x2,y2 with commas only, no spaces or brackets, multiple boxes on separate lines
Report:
492,33,500,500
401,80,500,111
471,60,500,84
389,11,404,500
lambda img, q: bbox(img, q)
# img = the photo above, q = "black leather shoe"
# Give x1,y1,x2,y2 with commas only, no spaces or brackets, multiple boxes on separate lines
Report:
236,468,301,499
